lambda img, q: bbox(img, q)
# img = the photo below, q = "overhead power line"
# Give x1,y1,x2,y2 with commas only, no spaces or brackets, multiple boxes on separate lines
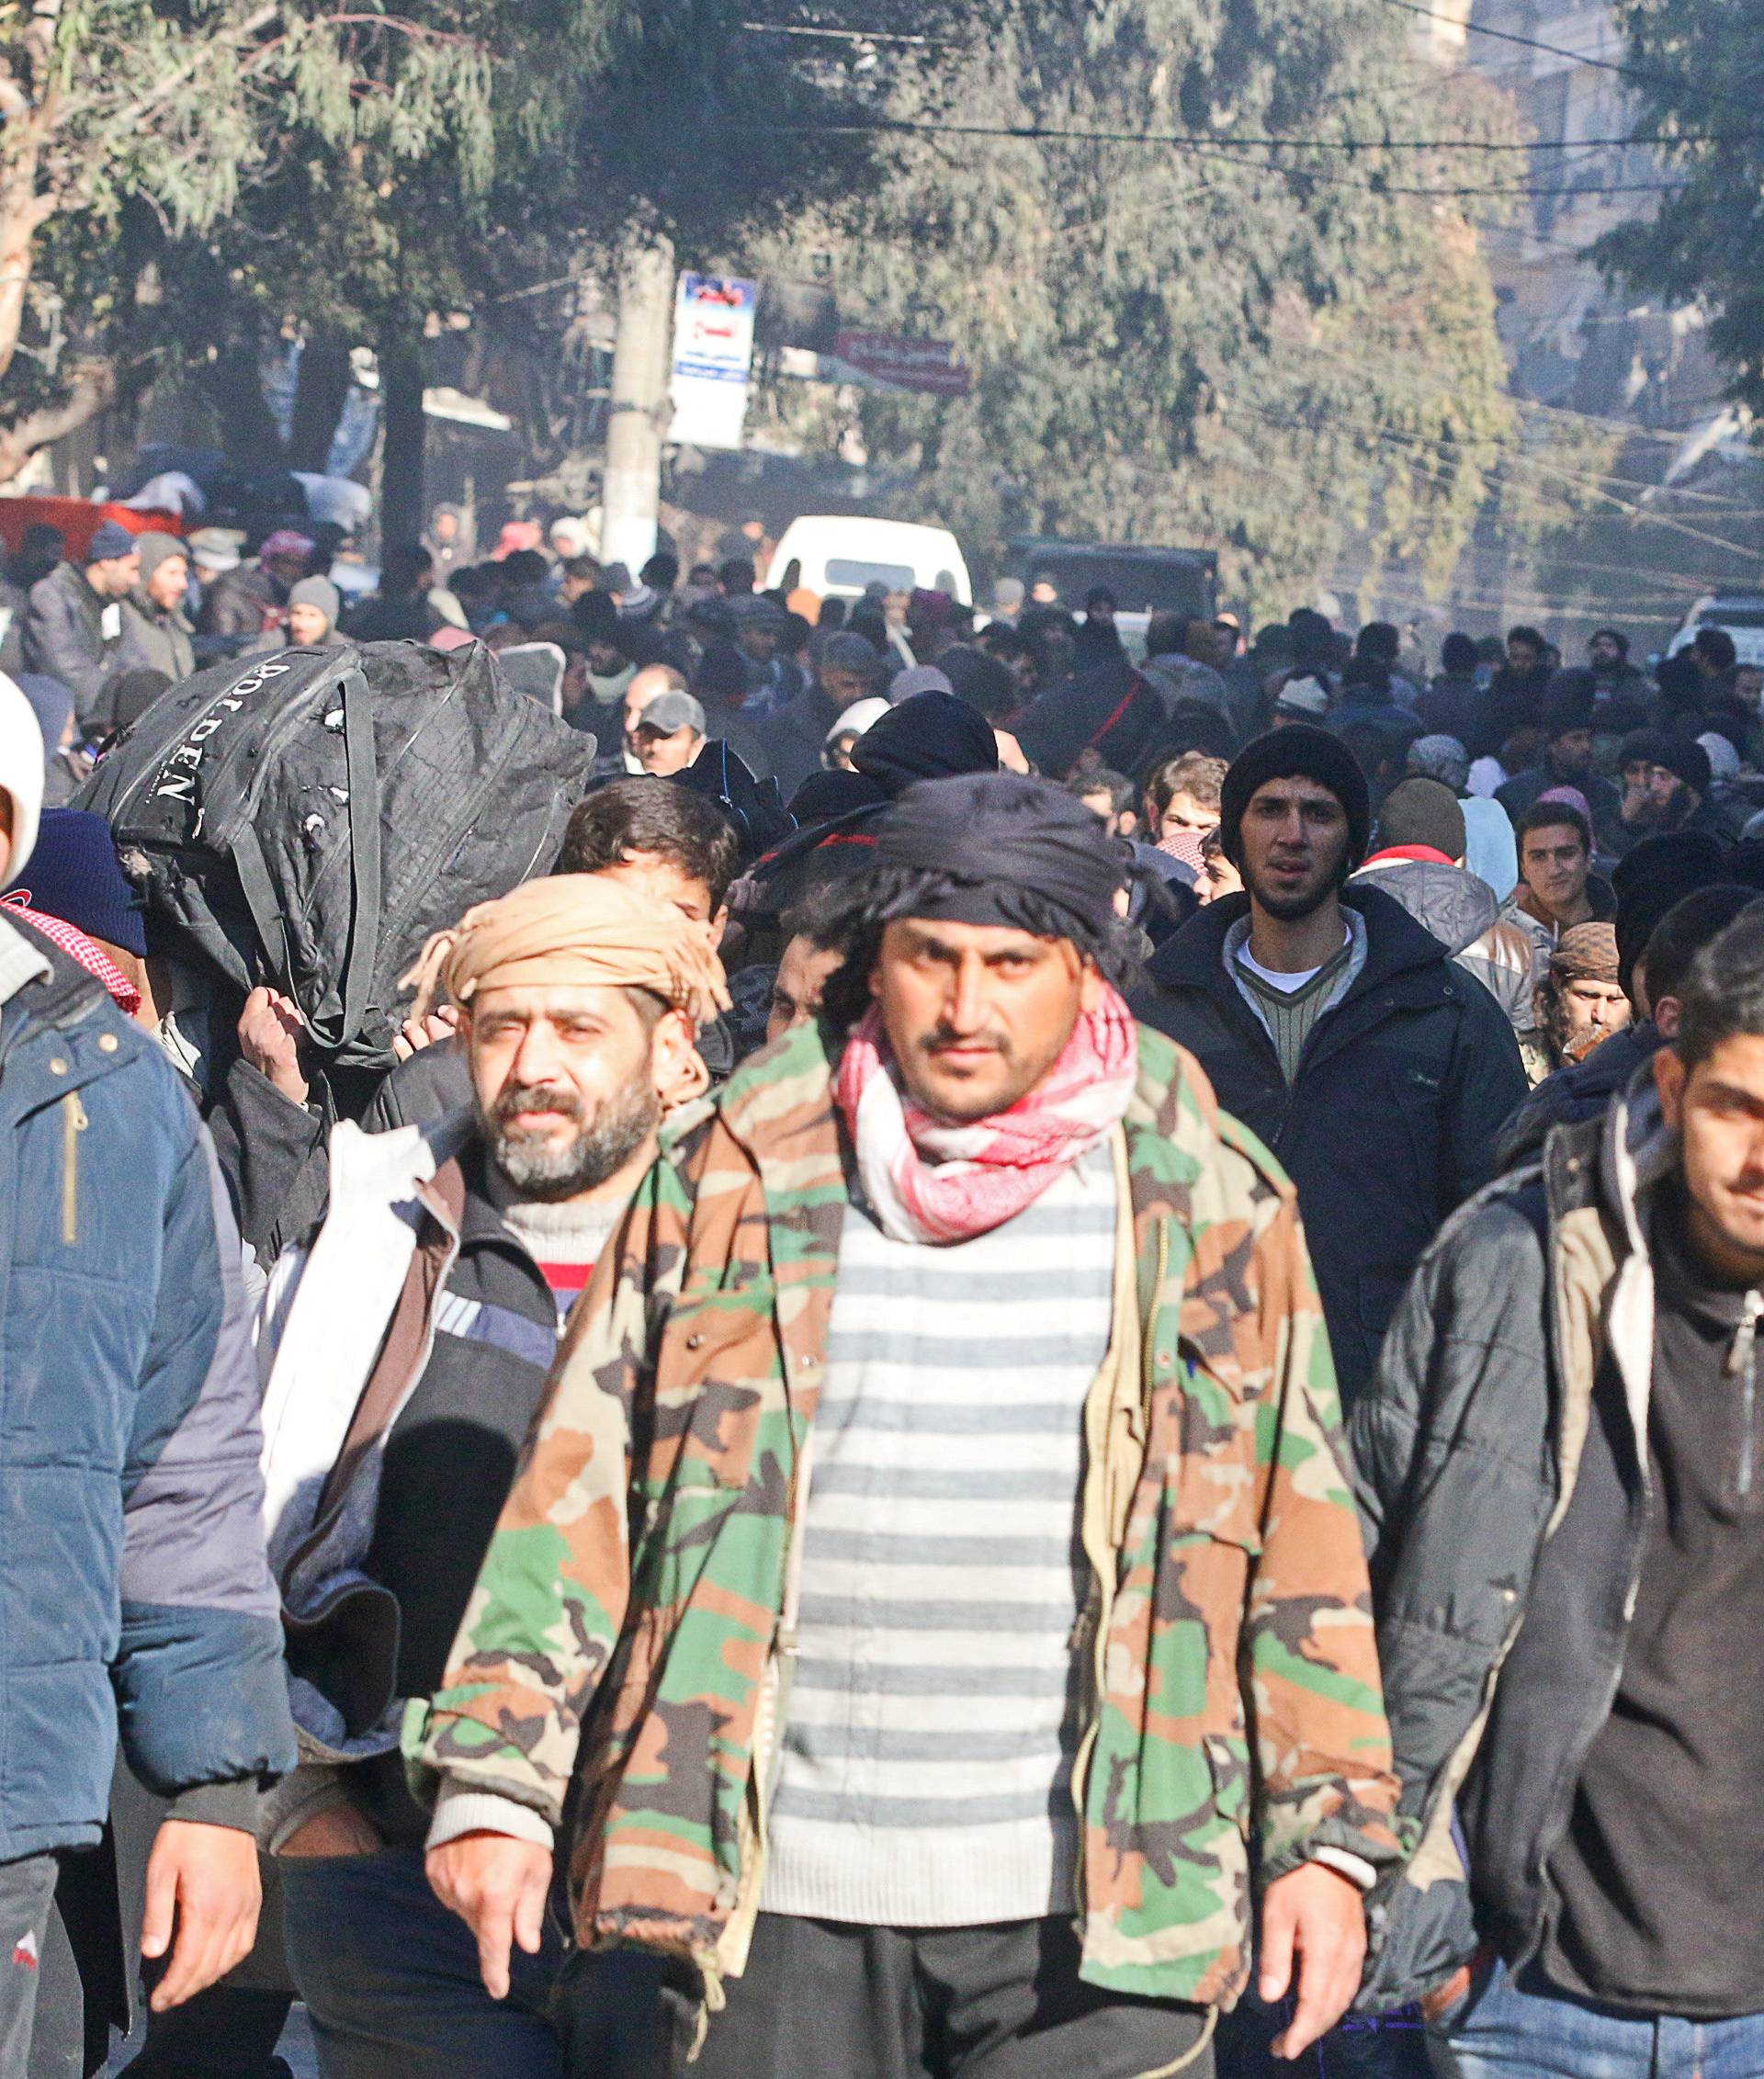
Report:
786,117,1691,199
1370,0,1757,117
1234,394,1763,562
737,19,965,45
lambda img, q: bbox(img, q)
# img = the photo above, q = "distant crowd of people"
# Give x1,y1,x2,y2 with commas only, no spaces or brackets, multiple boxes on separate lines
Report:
3,496,1764,2079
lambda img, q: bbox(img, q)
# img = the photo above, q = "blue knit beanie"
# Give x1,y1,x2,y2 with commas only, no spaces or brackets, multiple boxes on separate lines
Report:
85,520,138,566
6,808,147,955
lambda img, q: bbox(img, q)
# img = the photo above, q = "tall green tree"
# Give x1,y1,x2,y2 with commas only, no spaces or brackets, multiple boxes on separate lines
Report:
3,0,960,514
0,0,545,480
757,0,1518,616
1596,0,1764,416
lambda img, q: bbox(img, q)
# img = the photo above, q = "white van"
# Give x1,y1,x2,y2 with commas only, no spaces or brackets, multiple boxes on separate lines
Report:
767,515,971,605
1667,594,1764,669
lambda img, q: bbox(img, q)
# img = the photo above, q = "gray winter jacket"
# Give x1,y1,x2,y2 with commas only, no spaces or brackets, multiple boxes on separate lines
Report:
115,590,196,685
22,562,114,718
1353,853,1535,1034
1349,1068,1668,2011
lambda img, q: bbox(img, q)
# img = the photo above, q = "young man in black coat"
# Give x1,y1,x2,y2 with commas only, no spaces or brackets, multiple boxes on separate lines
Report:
1352,903,1764,2077
1137,725,1527,1411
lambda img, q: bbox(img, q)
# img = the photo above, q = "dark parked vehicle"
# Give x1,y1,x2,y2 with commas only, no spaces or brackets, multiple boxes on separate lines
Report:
1007,537,1218,653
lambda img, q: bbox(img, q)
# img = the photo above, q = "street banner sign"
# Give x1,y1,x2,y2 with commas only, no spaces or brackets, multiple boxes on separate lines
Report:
830,330,972,396
669,274,758,449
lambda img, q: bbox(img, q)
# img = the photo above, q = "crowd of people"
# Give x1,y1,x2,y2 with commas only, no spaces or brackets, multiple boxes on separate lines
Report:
0,507,1762,2079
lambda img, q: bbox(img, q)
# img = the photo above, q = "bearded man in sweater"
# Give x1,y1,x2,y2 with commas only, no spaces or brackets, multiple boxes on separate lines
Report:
410,772,1402,2079
253,875,729,2078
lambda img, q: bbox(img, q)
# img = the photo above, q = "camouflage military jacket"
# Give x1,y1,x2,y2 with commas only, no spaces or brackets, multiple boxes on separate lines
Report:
407,1018,1401,2008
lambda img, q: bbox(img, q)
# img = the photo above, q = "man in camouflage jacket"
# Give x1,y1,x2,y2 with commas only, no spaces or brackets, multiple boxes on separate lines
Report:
408,774,1401,2079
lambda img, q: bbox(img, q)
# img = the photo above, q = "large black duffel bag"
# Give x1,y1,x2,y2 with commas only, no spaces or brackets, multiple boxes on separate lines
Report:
80,638,597,1068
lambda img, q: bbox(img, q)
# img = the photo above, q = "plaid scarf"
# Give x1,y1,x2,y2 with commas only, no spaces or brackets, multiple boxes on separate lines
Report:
834,985,1136,1245
1157,828,1208,872
0,894,141,1016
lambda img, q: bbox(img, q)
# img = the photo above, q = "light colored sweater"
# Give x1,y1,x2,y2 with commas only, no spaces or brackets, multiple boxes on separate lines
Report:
761,1146,1116,1926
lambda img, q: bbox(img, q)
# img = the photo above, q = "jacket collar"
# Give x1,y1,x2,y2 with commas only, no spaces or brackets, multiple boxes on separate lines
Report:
1149,879,1457,1005
1597,1059,1674,1233
326,1105,478,1229
1547,1060,1674,1466
324,1103,544,1266
0,922,125,1080
0,911,51,1010
57,560,101,608
1363,844,1454,870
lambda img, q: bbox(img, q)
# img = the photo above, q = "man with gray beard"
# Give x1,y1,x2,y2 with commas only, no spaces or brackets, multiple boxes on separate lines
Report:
249,875,730,2078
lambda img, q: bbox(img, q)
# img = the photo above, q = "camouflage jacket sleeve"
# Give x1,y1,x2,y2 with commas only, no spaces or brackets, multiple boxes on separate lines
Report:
1222,1124,1405,1883
403,1135,695,1825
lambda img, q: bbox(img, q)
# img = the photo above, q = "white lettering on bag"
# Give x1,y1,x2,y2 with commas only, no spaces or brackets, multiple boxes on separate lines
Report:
149,662,295,804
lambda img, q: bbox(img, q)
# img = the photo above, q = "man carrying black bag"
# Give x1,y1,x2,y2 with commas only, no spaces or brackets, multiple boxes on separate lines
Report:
77,638,598,1107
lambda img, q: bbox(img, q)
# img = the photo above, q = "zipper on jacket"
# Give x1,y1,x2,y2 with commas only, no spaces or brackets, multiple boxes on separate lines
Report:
714,1428,814,1992
61,1090,87,1243
1070,1154,1157,1895
1730,1293,1763,1497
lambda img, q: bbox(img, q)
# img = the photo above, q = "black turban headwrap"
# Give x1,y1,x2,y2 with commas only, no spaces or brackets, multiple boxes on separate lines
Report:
869,772,1125,942
852,691,999,794
745,692,998,916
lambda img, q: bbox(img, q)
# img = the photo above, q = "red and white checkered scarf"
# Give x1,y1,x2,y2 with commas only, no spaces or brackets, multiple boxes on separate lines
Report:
1157,829,1207,872
0,894,141,1016
833,985,1137,1245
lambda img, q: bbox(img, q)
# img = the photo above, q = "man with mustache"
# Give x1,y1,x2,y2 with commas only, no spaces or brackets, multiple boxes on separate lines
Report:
410,771,1402,2079
251,876,729,2076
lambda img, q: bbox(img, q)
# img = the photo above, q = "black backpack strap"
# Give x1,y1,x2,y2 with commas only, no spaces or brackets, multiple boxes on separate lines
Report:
332,665,383,1051
232,829,293,991
226,661,382,1052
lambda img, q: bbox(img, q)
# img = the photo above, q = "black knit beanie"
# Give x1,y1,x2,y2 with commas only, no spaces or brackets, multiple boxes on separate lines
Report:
1611,830,1729,996
1218,725,1372,873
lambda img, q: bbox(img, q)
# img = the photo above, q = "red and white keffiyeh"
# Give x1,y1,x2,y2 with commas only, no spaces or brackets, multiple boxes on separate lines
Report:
1157,829,1208,873
0,893,141,1016
834,985,1137,1245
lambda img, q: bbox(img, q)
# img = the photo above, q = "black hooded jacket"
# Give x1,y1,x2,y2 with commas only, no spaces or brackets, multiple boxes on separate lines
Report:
1496,1019,1666,1172
1013,655,1166,779
1136,882,1529,1407
744,692,999,915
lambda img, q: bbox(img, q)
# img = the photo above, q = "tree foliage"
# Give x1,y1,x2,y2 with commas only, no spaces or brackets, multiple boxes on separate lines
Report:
1,0,960,485
755,0,1519,616
0,0,649,480
1596,0,1764,417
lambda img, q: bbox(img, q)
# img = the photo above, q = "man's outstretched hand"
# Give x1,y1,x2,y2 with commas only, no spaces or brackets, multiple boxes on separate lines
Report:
1260,1861,1368,2061
426,1832,552,2000
141,1820,262,2014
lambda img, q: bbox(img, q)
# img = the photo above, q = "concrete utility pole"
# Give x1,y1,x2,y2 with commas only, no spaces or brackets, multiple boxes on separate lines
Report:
600,227,675,573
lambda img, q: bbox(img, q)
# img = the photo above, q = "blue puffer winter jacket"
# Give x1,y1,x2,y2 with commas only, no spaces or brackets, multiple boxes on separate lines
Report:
0,923,294,1859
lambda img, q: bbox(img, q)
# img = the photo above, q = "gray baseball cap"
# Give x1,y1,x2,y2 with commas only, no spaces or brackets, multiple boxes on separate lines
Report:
637,689,707,737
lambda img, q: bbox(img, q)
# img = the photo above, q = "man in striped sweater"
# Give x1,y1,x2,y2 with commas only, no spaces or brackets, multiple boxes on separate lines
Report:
415,773,1403,2079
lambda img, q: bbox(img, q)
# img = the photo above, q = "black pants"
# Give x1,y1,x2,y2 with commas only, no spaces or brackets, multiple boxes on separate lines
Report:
281,1845,663,2079
655,1913,1213,2079
1215,1989,1430,2079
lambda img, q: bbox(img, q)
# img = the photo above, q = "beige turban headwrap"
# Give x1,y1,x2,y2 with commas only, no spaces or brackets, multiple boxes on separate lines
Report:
401,874,732,1030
